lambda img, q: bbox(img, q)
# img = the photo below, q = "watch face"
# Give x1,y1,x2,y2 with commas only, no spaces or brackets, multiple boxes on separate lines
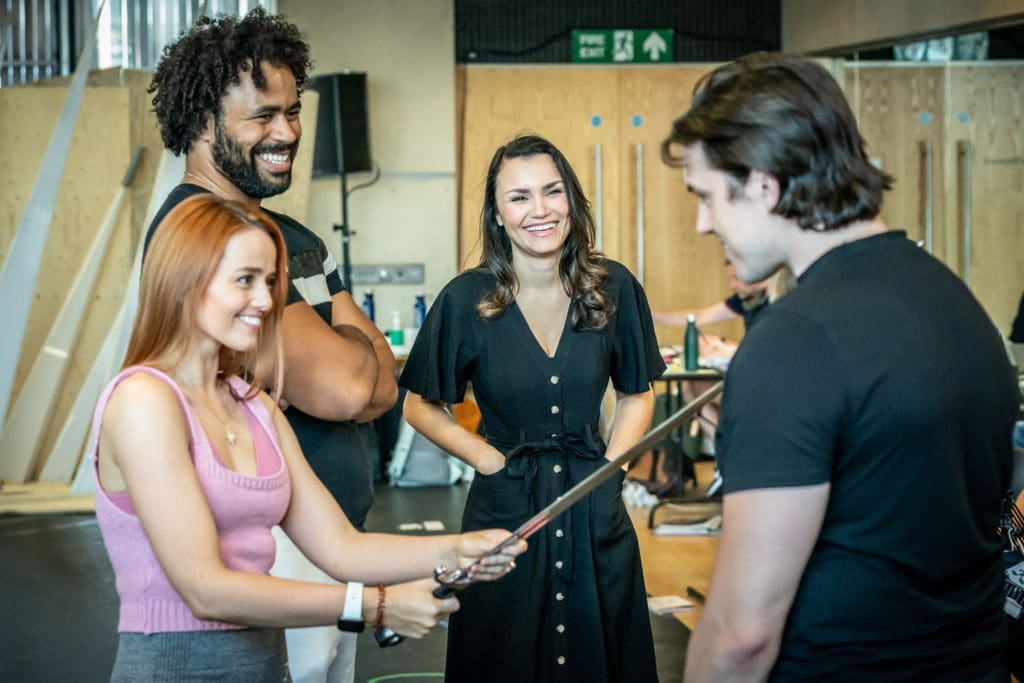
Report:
374,626,403,648
337,617,366,634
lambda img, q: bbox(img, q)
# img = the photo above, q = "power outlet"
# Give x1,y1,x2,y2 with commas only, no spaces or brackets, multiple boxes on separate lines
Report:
350,263,425,285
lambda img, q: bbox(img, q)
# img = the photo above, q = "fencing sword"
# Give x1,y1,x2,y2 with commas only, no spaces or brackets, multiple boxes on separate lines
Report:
431,379,724,598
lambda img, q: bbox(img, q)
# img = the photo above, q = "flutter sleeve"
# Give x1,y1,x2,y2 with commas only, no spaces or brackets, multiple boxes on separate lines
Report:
608,261,666,394
399,274,481,405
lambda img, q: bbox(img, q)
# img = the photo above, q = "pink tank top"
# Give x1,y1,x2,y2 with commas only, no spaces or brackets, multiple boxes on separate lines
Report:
91,366,291,634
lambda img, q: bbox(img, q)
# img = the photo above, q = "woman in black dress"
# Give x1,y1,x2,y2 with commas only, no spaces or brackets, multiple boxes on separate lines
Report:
401,134,663,682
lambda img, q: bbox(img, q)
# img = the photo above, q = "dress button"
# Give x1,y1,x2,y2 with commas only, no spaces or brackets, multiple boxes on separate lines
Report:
553,464,562,474
557,656,566,665
550,405,560,414
555,592,564,601
550,375,559,384
555,529,564,538
555,560,563,569
556,624,566,634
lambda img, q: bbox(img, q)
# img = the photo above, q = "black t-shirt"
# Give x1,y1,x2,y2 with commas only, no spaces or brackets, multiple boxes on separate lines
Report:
717,231,1017,681
145,185,376,529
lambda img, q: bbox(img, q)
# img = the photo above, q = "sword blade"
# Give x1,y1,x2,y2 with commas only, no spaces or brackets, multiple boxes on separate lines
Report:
487,379,724,554
433,380,724,597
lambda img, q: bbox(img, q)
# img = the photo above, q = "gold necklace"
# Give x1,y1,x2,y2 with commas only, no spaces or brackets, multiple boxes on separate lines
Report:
181,379,239,448
183,171,223,197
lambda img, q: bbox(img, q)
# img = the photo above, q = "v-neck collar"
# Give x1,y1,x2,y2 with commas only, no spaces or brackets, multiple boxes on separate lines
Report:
510,300,573,360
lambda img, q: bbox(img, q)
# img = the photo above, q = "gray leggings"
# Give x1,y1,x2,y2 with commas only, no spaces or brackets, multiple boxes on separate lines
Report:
110,628,292,682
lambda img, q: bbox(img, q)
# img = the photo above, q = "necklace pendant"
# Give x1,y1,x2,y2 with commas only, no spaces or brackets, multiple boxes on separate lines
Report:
225,429,237,447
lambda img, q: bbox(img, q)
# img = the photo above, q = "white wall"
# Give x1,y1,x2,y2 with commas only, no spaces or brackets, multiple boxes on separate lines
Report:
279,0,456,330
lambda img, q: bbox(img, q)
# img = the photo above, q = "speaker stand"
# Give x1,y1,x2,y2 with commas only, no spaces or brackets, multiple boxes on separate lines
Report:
333,171,353,290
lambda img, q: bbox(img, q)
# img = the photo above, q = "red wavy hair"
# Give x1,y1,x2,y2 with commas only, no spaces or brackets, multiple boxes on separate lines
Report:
123,194,288,399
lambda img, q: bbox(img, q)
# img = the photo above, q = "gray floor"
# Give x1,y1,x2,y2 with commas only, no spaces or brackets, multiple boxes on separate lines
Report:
1,484,686,682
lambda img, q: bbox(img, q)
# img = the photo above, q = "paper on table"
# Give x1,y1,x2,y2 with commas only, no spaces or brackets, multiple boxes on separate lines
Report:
653,514,722,537
648,595,695,615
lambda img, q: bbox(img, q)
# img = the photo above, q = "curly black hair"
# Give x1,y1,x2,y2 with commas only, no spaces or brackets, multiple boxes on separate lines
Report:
148,7,312,155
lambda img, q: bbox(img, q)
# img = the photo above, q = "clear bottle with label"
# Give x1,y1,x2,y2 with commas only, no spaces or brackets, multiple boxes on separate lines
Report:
361,289,375,324
684,314,699,371
413,293,427,328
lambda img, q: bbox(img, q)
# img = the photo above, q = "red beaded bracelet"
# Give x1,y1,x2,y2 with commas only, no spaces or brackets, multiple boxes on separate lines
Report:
374,583,386,629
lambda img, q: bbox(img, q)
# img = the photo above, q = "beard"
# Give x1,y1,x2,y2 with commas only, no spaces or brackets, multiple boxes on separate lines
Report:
211,116,296,199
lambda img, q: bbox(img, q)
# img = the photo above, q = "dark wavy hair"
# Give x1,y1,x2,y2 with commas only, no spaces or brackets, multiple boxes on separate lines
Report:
148,7,312,155
662,53,892,232
476,134,614,330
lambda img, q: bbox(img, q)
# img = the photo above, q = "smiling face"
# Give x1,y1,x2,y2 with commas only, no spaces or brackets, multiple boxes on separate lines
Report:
682,143,789,284
213,62,302,199
493,154,570,262
195,226,279,354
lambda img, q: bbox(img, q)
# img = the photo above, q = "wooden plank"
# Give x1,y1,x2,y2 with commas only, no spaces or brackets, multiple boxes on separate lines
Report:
0,481,94,514
782,0,1024,55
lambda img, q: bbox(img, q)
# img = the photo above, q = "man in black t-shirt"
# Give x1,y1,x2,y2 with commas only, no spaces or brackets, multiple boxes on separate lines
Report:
145,11,397,683
662,54,1018,682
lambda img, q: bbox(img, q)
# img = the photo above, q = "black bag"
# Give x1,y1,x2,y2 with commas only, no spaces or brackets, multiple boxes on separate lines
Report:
1000,492,1024,678
626,438,696,498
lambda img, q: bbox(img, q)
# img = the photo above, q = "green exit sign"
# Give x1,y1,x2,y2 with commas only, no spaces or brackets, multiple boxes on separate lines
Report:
572,29,673,63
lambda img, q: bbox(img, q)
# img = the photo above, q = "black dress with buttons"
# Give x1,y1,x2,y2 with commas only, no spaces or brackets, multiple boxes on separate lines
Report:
400,260,664,683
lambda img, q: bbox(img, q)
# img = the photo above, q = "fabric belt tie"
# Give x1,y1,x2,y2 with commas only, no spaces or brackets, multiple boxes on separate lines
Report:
495,432,604,583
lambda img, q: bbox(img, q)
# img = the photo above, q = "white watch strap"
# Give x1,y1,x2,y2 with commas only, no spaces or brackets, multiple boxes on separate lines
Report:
342,582,364,621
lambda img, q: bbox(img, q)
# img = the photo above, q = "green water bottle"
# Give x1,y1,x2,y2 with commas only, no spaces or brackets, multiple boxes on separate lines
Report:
684,314,699,371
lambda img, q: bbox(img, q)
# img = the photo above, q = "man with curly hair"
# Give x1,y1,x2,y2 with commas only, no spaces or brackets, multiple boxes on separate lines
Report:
662,53,1017,682
144,9,397,683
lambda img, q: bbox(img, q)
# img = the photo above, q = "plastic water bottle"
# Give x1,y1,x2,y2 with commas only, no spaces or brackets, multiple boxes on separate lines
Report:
413,293,427,328
388,310,404,346
684,314,699,371
361,289,375,323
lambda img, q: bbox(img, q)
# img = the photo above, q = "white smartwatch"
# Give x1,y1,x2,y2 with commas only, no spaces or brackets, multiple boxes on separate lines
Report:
337,581,365,633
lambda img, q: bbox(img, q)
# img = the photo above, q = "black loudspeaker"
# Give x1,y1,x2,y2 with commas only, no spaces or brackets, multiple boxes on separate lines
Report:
307,72,372,175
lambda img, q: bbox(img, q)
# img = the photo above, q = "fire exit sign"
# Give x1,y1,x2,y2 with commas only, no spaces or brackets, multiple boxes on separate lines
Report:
572,29,673,63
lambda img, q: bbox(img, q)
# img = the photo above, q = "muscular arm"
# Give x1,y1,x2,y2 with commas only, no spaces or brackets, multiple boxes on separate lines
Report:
684,484,829,683
403,390,506,475
280,291,397,422
331,290,398,421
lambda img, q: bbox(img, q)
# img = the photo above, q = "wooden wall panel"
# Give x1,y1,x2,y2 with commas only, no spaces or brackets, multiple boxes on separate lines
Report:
947,64,1024,334
459,66,620,271
613,65,742,344
845,65,948,259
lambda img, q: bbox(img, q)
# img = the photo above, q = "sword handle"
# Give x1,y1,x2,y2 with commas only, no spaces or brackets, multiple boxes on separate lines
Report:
433,584,457,599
